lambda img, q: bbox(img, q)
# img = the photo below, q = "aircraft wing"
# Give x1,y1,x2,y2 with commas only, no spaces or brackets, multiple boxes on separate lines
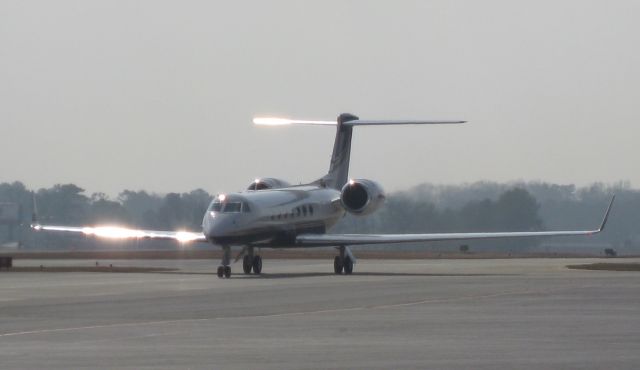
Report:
296,196,615,247
31,224,207,243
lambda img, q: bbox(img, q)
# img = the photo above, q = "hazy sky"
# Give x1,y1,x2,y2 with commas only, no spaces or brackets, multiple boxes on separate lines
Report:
1,1,639,197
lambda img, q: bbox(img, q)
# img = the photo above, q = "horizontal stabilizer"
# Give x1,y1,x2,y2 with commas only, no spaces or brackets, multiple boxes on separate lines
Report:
253,118,336,126
345,119,465,126
254,117,466,127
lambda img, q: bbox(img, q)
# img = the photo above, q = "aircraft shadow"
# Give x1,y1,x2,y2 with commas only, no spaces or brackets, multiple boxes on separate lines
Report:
161,271,517,279
256,272,517,279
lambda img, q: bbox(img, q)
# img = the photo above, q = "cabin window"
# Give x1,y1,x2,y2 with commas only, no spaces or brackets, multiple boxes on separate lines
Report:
302,205,307,216
309,205,314,216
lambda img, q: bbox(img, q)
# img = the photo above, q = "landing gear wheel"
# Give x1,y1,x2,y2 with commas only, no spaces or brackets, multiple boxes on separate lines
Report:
343,256,353,275
224,265,231,278
243,255,252,274
334,256,344,274
252,255,262,274
217,266,224,278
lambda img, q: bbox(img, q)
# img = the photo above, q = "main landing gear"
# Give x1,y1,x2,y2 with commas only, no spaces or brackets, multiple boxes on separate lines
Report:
242,251,262,275
333,246,354,275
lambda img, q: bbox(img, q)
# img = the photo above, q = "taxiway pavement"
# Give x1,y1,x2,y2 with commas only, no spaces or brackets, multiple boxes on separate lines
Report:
1,258,639,369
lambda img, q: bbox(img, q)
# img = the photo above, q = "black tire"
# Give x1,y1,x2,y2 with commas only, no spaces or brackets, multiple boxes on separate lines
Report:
343,256,353,275
243,255,252,274
334,256,343,274
217,266,224,278
252,255,262,274
224,265,231,278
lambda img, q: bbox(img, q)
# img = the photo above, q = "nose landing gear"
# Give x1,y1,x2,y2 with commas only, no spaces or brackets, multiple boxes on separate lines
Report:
218,245,232,279
217,265,231,278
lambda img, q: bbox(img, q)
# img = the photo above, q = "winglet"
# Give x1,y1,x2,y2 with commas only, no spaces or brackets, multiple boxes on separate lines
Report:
30,192,40,229
598,195,615,232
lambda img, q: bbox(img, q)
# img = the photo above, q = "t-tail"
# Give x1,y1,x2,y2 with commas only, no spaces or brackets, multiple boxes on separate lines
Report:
253,113,466,189
321,113,358,189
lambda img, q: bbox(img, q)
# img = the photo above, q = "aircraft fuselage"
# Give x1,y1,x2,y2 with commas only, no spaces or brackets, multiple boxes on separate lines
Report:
203,185,344,247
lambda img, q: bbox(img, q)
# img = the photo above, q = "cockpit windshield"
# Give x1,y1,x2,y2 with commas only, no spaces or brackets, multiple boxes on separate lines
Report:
208,195,250,213
211,202,222,212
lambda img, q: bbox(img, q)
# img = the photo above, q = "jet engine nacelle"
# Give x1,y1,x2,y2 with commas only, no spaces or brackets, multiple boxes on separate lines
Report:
340,179,386,216
247,178,291,191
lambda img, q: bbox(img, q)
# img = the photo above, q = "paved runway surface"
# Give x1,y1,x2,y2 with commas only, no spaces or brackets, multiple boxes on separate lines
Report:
1,258,639,369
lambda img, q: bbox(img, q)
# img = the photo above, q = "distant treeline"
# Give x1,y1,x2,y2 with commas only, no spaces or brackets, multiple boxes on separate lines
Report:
334,181,636,252
0,182,211,231
0,181,637,252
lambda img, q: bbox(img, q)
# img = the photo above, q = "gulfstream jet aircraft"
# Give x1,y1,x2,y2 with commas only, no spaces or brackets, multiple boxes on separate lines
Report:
32,113,615,278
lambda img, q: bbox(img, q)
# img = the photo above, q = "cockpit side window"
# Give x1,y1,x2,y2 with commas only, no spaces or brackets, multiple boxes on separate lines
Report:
222,202,242,213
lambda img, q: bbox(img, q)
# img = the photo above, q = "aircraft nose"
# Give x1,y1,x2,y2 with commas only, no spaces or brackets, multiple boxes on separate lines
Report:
205,214,237,238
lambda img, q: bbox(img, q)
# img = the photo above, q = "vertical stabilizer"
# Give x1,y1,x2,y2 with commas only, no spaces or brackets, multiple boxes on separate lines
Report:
320,113,358,189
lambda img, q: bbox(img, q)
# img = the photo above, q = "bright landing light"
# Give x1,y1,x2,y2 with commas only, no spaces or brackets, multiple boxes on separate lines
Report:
81,226,145,239
38,225,202,243
175,231,202,243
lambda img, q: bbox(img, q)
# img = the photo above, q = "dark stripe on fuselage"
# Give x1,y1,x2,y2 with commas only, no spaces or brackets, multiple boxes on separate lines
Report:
210,222,326,246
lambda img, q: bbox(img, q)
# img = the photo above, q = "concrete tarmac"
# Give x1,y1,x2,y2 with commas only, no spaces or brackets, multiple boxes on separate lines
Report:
1,258,639,369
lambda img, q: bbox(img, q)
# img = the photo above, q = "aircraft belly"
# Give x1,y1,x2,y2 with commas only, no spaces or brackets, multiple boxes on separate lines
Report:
214,221,330,247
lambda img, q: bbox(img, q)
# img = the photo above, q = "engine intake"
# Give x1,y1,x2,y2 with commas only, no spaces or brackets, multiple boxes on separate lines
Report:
340,179,385,216
247,178,291,191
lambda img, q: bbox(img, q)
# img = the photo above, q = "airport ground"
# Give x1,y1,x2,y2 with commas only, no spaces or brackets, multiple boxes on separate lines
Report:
1,257,639,369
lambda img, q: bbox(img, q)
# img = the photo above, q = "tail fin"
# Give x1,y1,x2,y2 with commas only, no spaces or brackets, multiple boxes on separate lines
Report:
320,113,358,189
254,113,465,190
